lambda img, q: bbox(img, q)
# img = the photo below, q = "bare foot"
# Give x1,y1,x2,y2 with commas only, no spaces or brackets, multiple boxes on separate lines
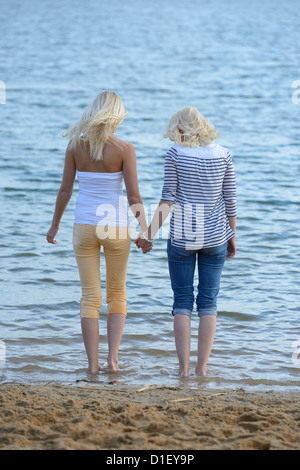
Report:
89,365,101,375
195,364,207,376
178,367,189,378
107,358,119,372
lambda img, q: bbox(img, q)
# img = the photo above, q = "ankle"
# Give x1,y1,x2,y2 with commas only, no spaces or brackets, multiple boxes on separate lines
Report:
88,364,100,375
195,364,207,376
107,356,118,371
178,363,189,378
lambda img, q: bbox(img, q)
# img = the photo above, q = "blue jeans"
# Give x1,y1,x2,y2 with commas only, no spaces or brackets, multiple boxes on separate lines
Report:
167,239,227,317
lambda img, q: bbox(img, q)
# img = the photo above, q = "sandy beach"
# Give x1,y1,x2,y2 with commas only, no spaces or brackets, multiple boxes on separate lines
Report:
0,382,299,450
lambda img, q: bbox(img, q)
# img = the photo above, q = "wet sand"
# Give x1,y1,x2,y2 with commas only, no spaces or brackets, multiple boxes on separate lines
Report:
0,382,299,450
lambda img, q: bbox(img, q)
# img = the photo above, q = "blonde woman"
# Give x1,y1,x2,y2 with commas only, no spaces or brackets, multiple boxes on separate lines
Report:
47,91,148,375
136,107,237,378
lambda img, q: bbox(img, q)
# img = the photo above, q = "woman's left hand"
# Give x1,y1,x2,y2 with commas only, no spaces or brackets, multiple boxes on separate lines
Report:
46,224,59,244
226,238,236,259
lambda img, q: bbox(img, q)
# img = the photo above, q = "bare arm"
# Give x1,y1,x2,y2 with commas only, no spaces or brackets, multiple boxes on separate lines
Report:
136,149,177,253
122,143,148,235
46,144,76,244
147,200,173,240
147,149,176,239
135,200,173,253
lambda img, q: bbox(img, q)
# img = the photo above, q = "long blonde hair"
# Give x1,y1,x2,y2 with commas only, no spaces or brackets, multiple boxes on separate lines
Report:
164,106,219,148
63,91,128,161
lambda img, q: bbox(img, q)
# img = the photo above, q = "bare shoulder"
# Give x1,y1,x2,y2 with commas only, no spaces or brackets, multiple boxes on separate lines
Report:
66,137,85,153
122,141,136,158
67,137,89,162
110,136,136,159
65,139,76,158
112,135,134,149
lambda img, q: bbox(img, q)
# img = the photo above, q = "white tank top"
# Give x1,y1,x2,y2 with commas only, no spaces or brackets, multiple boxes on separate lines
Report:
74,170,129,226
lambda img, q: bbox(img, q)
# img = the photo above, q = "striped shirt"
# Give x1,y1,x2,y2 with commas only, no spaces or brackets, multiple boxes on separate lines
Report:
161,143,237,249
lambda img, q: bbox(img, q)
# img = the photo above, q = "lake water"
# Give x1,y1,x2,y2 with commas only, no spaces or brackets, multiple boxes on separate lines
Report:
0,0,300,392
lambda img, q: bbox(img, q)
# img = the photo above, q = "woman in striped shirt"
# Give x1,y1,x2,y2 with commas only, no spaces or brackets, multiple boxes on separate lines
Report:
136,106,237,378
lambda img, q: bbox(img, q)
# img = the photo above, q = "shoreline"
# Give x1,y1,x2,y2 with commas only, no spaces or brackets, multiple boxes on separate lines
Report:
0,382,299,450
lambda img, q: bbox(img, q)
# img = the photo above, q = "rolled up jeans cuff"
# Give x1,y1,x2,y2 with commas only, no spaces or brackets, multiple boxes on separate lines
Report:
172,308,193,317
197,307,217,317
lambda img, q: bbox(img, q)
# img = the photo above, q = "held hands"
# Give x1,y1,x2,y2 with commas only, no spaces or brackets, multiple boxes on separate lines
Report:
135,232,153,254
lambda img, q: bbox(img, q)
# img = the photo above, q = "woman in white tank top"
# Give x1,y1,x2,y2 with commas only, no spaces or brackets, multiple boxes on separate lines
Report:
46,91,150,376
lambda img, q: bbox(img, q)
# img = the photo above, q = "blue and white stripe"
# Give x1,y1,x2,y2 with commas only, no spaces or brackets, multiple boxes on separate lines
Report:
161,143,237,249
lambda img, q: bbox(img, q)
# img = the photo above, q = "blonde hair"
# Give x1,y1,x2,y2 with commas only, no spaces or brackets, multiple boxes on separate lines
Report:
164,106,219,148
63,91,128,161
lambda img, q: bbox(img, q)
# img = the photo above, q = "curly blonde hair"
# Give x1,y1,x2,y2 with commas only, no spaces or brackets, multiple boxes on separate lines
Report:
164,106,219,148
63,91,128,161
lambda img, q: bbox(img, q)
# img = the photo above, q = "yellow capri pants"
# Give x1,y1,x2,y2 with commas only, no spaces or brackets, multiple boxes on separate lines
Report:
73,223,131,319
